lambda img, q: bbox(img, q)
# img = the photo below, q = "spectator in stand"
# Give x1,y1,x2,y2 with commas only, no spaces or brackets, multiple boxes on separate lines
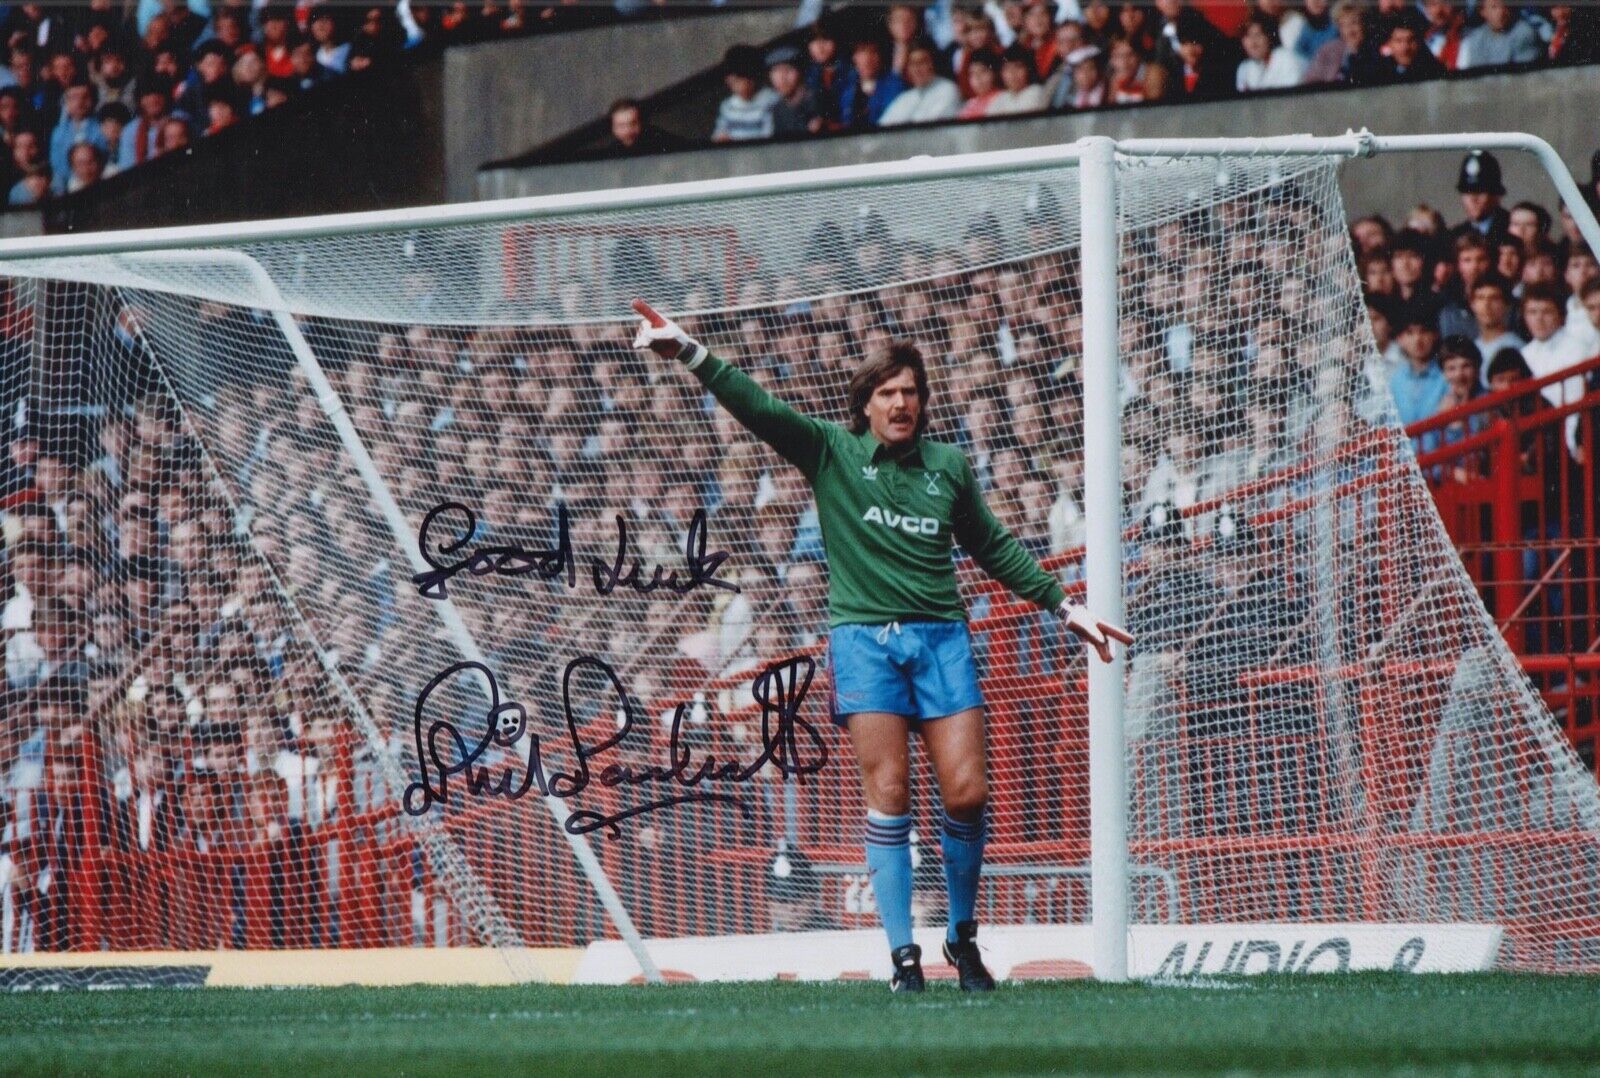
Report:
1037,19,1076,98
1256,0,1306,51
1578,277,1600,357
880,39,960,126
712,44,777,142
7,48,49,120
1438,232,1492,337
1521,239,1561,293
1457,0,1541,69
1486,344,1536,393
603,98,683,156
837,37,903,129
1519,281,1589,460
1052,45,1107,109
1469,275,1524,385
987,43,1048,113
1362,248,1396,297
48,79,101,183
7,160,47,205
1173,9,1237,99
1436,335,1487,411
258,6,297,80
1496,234,1526,294
232,53,269,117
886,3,923,77
803,17,849,124
309,7,351,75
209,8,252,61
1366,292,1407,373
1235,12,1304,90
57,140,105,195
1423,336,1489,476
1148,0,1189,69
1079,0,1114,46
148,42,183,86
7,126,42,182
178,40,232,135
767,47,822,136
1390,305,1447,428
1020,2,1060,79
1106,37,1162,102
1292,0,1338,65
947,6,995,94
1353,9,1446,84
348,35,382,73
1389,229,1435,312
1547,4,1600,65
1453,151,1511,242
1042,20,1088,89
1562,245,1599,340
121,77,169,167
156,115,189,155
30,52,65,125
161,0,210,59
0,85,25,147
288,39,333,93
957,48,1001,117
204,87,242,135
1407,201,1450,240
1118,1,1160,57
90,43,136,113
1508,200,1552,255
95,102,130,173
1421,0,1464,69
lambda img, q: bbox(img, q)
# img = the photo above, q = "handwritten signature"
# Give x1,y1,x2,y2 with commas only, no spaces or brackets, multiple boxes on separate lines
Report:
402,654,829,836
410,503,739,600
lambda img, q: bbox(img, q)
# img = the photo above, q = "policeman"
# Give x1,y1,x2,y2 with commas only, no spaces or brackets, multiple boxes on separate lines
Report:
1451,150,1511,244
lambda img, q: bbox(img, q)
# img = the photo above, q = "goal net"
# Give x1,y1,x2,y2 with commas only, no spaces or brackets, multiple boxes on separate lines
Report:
1,147,1596,977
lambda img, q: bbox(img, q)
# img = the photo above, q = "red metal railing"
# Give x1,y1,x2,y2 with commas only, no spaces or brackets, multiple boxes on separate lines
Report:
1408,353,1600,775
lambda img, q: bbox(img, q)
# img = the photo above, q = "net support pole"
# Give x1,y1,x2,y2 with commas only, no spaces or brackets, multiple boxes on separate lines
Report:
121,249,663,986
1078,136,1130,983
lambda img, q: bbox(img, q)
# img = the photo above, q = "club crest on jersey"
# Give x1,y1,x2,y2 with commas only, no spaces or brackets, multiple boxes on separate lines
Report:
861,465,879,481
924,471,941,496
863,505,939,535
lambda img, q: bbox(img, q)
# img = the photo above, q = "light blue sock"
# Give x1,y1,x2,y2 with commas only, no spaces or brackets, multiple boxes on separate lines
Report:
940,810,987,943
864,809,913,951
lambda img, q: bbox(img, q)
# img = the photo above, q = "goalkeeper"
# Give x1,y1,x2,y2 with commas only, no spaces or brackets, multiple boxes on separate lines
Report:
632,299,1131,992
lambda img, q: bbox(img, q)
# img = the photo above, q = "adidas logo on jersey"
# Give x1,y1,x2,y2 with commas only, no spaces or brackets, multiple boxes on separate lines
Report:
863,505,939,535
861,465,879,481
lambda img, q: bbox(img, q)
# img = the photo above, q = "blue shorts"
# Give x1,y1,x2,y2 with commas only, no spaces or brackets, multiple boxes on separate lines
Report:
828,619,985,726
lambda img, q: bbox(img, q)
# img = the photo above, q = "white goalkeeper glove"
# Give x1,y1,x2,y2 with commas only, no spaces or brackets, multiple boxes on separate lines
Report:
630,298,707,370
1056,601,1134,664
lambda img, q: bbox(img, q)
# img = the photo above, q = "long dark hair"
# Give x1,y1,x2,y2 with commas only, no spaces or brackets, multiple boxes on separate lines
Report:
847,342,931,436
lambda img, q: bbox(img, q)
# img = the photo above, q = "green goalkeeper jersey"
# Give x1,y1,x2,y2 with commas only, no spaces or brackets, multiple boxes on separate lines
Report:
689,352,1066,627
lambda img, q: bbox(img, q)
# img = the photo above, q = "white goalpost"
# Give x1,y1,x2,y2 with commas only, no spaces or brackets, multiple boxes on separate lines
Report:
1,131,1597,985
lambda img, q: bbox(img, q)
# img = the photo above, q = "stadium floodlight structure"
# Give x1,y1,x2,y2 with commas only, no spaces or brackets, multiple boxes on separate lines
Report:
1,130,1597,985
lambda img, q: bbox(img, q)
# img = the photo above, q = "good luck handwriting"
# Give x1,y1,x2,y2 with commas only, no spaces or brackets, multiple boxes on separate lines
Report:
410,502,739,601
402,654,829,836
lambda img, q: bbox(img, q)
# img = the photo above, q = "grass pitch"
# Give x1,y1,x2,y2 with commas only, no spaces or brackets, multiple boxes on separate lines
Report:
1,973,1597,1075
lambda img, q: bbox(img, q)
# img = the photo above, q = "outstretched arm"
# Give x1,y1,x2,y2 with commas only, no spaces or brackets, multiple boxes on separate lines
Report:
951,457,1132,663
631,299,830,479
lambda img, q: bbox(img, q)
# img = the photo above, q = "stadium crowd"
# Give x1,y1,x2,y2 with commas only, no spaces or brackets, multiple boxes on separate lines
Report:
1,147,1598,950
677,1,1600,145
0,0,615,207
